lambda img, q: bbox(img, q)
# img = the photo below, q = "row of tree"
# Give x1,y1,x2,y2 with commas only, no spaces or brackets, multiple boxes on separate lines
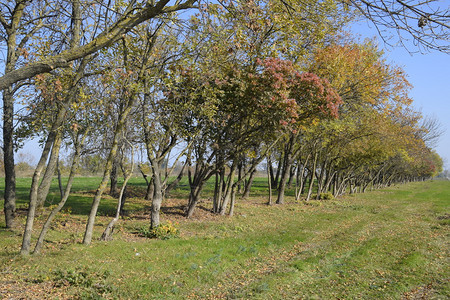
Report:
1,1,446,256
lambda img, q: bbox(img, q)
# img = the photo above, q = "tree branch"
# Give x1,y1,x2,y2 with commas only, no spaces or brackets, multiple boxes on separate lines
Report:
0,0,197,91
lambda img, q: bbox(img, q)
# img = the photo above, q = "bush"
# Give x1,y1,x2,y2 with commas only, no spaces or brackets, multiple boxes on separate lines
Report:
138,221,179,240
318,192,334,200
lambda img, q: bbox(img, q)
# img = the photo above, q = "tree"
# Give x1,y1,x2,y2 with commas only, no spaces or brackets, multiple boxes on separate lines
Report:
1,0,197,230
346,0,450,53
0,0,198,91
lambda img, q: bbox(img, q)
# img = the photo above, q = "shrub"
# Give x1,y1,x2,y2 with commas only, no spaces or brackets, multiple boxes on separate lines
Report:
318,192,334,200
138,221,179,240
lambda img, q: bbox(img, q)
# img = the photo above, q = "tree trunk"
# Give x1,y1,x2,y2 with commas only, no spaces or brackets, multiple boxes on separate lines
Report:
324,170,336,194
315,159,327,200
145,176,154,201
287,165,296,188
37,133,63,208
213,172,219,213
295,155,310,201
2,2,26,229
165,161,186,195
109,159,119,197
305,152,318,201
186,183,202,218
228,185,237,217
21,130,57,255
83,94,135,245
276,157,292,204
267,157,273,205
101,141,134,240
33,132,86,254
242,168,256,199
277,137,294,204
150,162,164,228
3,89,16,228
273,154,283,189
268,156,275,189
57,158,65,200
213,168,225,213
219,163,237,215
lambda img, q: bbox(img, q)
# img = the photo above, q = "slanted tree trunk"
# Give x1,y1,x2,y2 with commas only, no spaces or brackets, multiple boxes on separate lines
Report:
242,168,256,200
57,158,65,199
165,161,187,195
109,158,119,197
21,129,58,254
287,165,296,188
101,140,134,240
83,93,136,245
324,170,336,194
295,154,310,201
315,159,327,200
186,182,205,218
33,131,88,254
36,133,63,209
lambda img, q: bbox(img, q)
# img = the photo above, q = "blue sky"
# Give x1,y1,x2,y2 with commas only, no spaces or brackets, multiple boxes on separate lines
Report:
351,20,450,169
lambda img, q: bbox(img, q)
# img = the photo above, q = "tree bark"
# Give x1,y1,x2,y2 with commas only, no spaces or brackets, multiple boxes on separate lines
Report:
21,130,57,255
295,154,310,201
57,158,65,199
305,151,318,201
33,132,86,254
109,158,119,197
242,168,256,199
3,90,16,228
101,140,134,240
219,163,237,215
267,157,273,205
150,162,164,228
213,168,225,213
1,2,26,228
83,94,135,245
165,161,186,195
276,136,295,204
273,154,283,189
228,185,237,217
37,133,63,208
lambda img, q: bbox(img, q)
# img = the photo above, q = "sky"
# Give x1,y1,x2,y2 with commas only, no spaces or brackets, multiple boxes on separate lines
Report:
14,7,450,171
350,20,450,169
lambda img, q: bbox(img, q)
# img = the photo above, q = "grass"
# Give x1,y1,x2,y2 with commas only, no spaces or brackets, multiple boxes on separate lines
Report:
0,178,449,299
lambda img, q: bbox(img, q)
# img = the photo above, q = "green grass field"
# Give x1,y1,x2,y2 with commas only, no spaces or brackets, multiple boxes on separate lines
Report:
0,178,449,299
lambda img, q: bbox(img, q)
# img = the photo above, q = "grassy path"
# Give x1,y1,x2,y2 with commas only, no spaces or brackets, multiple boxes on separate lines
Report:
0,180,449,299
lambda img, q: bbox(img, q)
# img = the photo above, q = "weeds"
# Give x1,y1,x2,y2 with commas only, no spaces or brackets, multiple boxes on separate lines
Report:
137,221,179,240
